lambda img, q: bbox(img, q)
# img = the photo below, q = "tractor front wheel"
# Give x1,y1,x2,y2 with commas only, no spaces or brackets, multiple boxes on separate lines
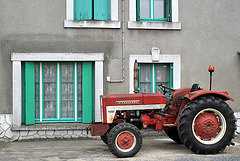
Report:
107,123,142,158
178,96,236,154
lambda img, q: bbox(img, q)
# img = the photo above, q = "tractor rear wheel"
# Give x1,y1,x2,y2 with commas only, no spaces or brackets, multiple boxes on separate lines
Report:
107,123,142,158
178,96,236,154
100,132,108,145
164,127,182,144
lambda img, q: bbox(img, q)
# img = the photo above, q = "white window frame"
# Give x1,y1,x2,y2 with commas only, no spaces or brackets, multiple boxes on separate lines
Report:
11,53,104,128
64,0,121,29
128,0,181,30
129,54,181,93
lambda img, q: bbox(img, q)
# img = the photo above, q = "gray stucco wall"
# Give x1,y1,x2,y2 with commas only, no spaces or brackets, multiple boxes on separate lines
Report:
1,0,240,115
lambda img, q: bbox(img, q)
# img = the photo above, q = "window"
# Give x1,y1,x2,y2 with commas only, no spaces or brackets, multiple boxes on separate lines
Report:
137,0,171,22
128,0,181,30
74,0,110,21
64,0,120,28
139,63,173,93
129,54,180,94
22,61,94,125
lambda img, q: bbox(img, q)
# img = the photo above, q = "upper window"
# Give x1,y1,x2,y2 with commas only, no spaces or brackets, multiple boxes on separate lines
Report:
64,0,120,28
128,0,181,30
137,0,171,22
74,0,110,21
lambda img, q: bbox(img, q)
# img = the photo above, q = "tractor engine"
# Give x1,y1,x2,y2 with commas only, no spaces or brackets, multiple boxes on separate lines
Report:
99,93,177,131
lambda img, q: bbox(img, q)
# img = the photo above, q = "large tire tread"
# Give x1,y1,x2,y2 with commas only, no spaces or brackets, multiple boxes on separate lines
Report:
107,123,142,158
178,96,236,154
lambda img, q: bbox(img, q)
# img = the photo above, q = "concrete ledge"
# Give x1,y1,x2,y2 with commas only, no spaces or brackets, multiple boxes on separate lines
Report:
128,21,181,30
64,20,121,29
12,123,89,131
11,53,104,61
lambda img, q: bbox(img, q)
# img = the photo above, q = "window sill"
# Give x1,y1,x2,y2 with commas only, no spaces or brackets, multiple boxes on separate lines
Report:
128,21,181,30
11,123,89,131
64,20,121,29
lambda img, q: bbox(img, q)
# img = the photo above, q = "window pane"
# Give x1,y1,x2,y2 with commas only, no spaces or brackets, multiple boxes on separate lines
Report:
61,83,73,100
78,100,82,118
140,66,151,82
61,65,73,82
140,83,151,93
43,64,56,82
35,101,39,119
35,83,39,100
61,101,73,118
78,83,82,100
155,65,169,82
78,64,82,82
44,101,56,118
44,83,56,100
140,0,150,18
154,0,166,18
35,64,39,82
156,82,169,93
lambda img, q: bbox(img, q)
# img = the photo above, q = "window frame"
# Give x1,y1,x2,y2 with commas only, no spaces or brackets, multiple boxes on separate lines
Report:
129,54,180,93
64,0,120,28
138,63,173,93
137,0,171,22
32,62,84,123
11,53,104,128
128,0,181,30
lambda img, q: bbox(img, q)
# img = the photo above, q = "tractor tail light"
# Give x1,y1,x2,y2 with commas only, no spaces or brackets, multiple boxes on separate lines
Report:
208,65,214,72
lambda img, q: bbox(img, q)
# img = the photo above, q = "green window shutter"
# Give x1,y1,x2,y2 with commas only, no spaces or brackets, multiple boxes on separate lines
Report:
74,0,92,20
136,0,140,21
167,0,171,21
82,62,93,123
94,0,110,21
24,62,35,125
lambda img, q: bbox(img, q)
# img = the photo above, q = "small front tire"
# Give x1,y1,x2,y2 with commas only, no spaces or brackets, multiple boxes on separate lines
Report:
107,123,142,158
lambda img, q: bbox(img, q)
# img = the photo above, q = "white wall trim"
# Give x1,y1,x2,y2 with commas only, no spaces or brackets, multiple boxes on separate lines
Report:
11,53,104,127
11,53,104,61
128,0,181,30
65,0,120,29
129,54,181,93
64,20,121,29
12,61,22,128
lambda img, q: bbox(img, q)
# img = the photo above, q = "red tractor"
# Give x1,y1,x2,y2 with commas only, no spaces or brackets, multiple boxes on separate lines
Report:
89,66,236,158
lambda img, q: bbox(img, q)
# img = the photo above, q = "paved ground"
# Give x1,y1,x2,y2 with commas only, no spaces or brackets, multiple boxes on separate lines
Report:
0,136,240,161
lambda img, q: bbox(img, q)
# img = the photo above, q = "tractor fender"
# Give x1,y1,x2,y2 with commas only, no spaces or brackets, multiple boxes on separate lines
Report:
174,90,233,126
184,90,234,102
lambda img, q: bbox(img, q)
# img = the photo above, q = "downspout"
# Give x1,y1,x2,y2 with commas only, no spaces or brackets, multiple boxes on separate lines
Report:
107,0,125,83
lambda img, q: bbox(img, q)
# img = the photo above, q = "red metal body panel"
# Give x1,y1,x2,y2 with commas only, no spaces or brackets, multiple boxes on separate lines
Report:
90,122,109,136
102,93,143,106
102,93,167,106
185,90,234,102
142,93,168,104
101,93,168,123
170,88,191,107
